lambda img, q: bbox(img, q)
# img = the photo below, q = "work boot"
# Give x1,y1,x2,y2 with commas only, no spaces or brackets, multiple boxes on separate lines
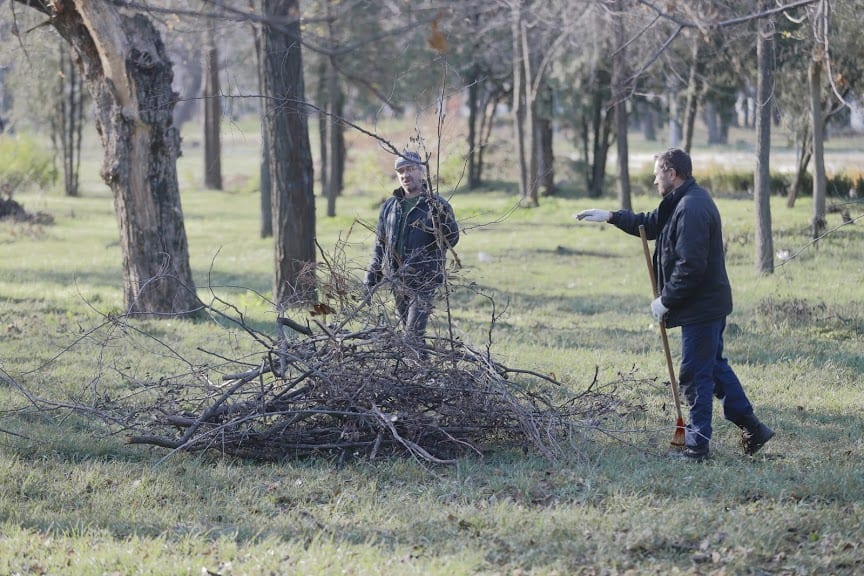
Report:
740,419,775,456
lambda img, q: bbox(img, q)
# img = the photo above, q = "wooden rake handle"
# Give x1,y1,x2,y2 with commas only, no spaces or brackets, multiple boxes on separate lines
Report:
639,225,685,424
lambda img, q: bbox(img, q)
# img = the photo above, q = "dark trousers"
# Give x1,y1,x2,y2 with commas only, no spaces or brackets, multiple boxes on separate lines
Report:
394,285,435,342
678,317,754,449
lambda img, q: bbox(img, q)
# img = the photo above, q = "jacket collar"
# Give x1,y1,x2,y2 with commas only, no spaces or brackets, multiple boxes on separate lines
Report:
657,177,696,229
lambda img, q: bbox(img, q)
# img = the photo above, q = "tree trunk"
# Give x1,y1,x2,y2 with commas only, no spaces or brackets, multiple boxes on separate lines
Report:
613,2,631,211
522,22,539,207
331,87,345,197
466,68,480,190
252,9,272,238
808,54,826,238
667,83,682,148
34,1,199,316
703,102,720,145
682,36,702,155
476,89,501,186
510,3,529,204
56,43,84,197
787,130,811,208
754,5,774,274
642,99,657,141
203,23,223,190
325,56,338,218
537,111,555,197
809,1,827,239
262,0,316,305
587,70,612,199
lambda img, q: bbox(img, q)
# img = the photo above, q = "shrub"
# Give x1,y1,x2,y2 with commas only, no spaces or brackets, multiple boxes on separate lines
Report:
0,134,56,197
631,165,789,197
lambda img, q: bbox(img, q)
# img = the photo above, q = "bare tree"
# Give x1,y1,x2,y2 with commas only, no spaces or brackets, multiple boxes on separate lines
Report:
261,0,316,304
53,42,85,197
612,0,632,211
808,0,828,239
203,20,223,190
754,1,775,274
14,0,200,316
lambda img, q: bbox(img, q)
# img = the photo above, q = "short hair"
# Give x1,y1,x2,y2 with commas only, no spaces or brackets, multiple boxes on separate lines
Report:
655,148,692,179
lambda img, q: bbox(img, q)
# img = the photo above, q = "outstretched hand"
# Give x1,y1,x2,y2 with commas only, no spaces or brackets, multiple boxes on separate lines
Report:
576,209,611,223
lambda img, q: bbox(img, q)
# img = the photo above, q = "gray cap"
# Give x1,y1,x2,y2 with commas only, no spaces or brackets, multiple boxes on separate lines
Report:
395,151,422,170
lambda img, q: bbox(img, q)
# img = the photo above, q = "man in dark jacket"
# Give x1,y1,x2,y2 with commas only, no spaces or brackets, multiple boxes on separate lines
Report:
577,148,774,461
365,151,459,345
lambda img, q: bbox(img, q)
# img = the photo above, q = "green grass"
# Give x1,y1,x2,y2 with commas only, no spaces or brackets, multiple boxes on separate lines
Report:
1,129,864,574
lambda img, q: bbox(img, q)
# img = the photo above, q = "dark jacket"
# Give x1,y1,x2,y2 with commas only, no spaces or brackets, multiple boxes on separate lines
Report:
365,187,459,290
608,177,732,328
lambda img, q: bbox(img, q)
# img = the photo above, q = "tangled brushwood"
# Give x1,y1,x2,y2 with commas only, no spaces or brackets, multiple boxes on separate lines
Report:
123,309,631,464
7,237,639,464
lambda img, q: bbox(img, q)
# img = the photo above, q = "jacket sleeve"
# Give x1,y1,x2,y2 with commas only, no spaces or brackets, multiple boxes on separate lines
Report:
365,203,388,287
437,196,459,248
609,209,660,239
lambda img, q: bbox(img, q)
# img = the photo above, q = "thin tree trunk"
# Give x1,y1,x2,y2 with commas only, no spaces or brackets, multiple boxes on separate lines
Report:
253,8,272,238
263,0,316,305
467,68,480,190
510,2,529,204
613,1,631,210
642,99,657,141
809,0,827,239
754,5,774,274
682,36,701,155
57,44,84,197
325,53,338,217
476,90,500,185
668,84,682,148
537,111,555,196
332,87,345,197
203,23,223,190
317,59,328,199
588,70,612,199
522,20,538,206
787,131,811,208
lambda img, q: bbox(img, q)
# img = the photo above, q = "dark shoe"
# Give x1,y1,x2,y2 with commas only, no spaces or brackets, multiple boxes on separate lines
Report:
741,422,774,455
670,446,710,462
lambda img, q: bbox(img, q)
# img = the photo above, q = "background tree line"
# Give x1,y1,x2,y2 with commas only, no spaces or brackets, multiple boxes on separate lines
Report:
1,0,862,315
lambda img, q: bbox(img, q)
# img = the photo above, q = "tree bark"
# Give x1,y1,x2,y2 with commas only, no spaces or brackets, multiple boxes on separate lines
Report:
536,110,555,197
56,43,84,198
787,130,811,208
682,36,702,155
613,1,631,211
754,5,774,274
809,0,827,239
510,3,530,205
587,69,612,199
252,7,272,238
31,0,199,316
262,0,316,305
467,66,480,190
203,23,223,191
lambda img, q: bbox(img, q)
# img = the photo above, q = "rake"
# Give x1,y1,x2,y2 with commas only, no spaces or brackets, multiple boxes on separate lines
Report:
639,225,686,448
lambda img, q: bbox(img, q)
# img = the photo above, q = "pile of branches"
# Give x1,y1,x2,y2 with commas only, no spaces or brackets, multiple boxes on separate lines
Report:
6,235,638,464
0,196,54,225
113,310,630,464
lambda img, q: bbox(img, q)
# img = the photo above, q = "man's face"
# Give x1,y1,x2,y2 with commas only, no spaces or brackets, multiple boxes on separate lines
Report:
653,160,676,197
396,164,423,196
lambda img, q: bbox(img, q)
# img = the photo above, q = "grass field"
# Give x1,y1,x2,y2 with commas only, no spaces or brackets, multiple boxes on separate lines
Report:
1,123,863,575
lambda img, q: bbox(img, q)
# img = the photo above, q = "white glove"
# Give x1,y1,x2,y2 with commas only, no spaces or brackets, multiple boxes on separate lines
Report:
576,209,611,222
651,297,669,321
